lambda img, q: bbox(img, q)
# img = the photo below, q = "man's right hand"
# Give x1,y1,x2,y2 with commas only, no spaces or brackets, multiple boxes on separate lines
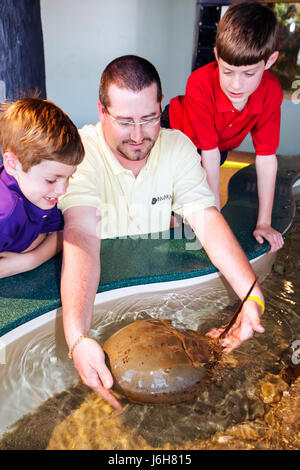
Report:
71,336,123,410
61,207,122,409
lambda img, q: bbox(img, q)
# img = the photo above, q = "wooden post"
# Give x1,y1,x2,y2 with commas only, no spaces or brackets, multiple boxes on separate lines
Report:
0,0,46,101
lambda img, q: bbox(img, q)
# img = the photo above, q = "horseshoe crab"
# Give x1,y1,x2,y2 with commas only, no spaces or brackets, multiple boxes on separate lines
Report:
103,279,258,405
103,318,223,405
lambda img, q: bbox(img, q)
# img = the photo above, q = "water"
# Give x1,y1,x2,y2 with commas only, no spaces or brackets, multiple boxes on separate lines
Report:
0,203,299,450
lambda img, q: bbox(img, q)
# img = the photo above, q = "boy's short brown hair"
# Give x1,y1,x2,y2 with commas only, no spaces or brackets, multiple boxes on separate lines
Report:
99,55,162,109
215,1,278,66
0,97,84,172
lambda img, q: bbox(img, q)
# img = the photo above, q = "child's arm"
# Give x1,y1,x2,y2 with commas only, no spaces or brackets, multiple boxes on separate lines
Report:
201,148,221,210
0,231,63,278
253,154,284,253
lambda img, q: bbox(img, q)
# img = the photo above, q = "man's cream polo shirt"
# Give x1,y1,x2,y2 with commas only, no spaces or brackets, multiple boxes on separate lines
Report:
58,123,215,239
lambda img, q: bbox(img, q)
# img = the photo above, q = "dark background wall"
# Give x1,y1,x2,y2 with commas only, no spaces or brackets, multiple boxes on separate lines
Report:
0,0,46,101
193,0,232,71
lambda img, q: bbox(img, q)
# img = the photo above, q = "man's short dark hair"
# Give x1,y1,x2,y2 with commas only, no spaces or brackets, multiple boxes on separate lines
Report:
99,55,162,108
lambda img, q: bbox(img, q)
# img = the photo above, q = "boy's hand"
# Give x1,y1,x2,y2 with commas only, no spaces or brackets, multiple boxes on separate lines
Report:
71,337,123,411
0,251,34,278
253,223,284,253
207,299,264,353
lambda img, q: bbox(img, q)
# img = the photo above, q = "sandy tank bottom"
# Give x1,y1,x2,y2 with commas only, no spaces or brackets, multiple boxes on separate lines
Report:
0,203,299,451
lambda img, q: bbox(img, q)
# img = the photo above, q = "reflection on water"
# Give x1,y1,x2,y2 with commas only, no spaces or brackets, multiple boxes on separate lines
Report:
0,325,78,436
0,204,299,450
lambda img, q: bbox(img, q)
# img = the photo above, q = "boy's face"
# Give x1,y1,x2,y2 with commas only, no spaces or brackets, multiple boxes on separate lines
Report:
215,51,278,110
5,155,76,210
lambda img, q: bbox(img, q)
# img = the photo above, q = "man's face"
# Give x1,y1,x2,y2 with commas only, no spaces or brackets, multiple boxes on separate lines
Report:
98,83,162,162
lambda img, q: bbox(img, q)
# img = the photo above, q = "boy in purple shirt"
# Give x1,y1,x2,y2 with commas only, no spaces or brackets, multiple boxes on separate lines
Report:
0,97,84,277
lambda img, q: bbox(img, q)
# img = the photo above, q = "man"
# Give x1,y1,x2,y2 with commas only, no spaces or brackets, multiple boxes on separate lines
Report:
59,55,265,410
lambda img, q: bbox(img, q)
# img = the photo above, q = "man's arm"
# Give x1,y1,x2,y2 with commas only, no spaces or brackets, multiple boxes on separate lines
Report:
187,206,265,352
254,154,284,253
61,206,122,410
201,148,221,210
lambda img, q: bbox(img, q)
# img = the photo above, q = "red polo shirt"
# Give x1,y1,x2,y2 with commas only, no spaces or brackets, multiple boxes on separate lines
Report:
169,62,283,155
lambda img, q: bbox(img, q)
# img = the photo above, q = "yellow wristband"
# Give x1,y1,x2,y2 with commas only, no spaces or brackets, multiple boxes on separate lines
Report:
247,296,265,315
68,334,90,359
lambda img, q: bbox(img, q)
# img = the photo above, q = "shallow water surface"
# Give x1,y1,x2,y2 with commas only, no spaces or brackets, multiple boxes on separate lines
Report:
0,204,299,450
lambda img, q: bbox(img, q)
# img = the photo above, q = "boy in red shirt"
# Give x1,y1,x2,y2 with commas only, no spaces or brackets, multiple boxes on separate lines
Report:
164,1,284,253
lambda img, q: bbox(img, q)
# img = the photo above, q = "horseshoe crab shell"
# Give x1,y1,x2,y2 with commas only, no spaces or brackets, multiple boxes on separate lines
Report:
103,318,222,405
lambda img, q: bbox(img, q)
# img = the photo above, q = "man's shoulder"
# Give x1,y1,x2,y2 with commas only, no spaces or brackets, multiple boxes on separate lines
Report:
78,122,106,167
158,128,198,160
160,127,195,144
79,122,100,140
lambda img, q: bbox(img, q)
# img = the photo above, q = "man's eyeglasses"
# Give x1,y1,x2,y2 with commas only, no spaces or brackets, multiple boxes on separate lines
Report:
104,107,161,128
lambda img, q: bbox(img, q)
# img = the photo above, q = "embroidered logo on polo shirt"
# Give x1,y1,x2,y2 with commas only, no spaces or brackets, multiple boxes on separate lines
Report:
151,194,172,205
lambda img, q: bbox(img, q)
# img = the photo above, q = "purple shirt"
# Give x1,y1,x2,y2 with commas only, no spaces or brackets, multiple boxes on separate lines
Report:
0,165,64,253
